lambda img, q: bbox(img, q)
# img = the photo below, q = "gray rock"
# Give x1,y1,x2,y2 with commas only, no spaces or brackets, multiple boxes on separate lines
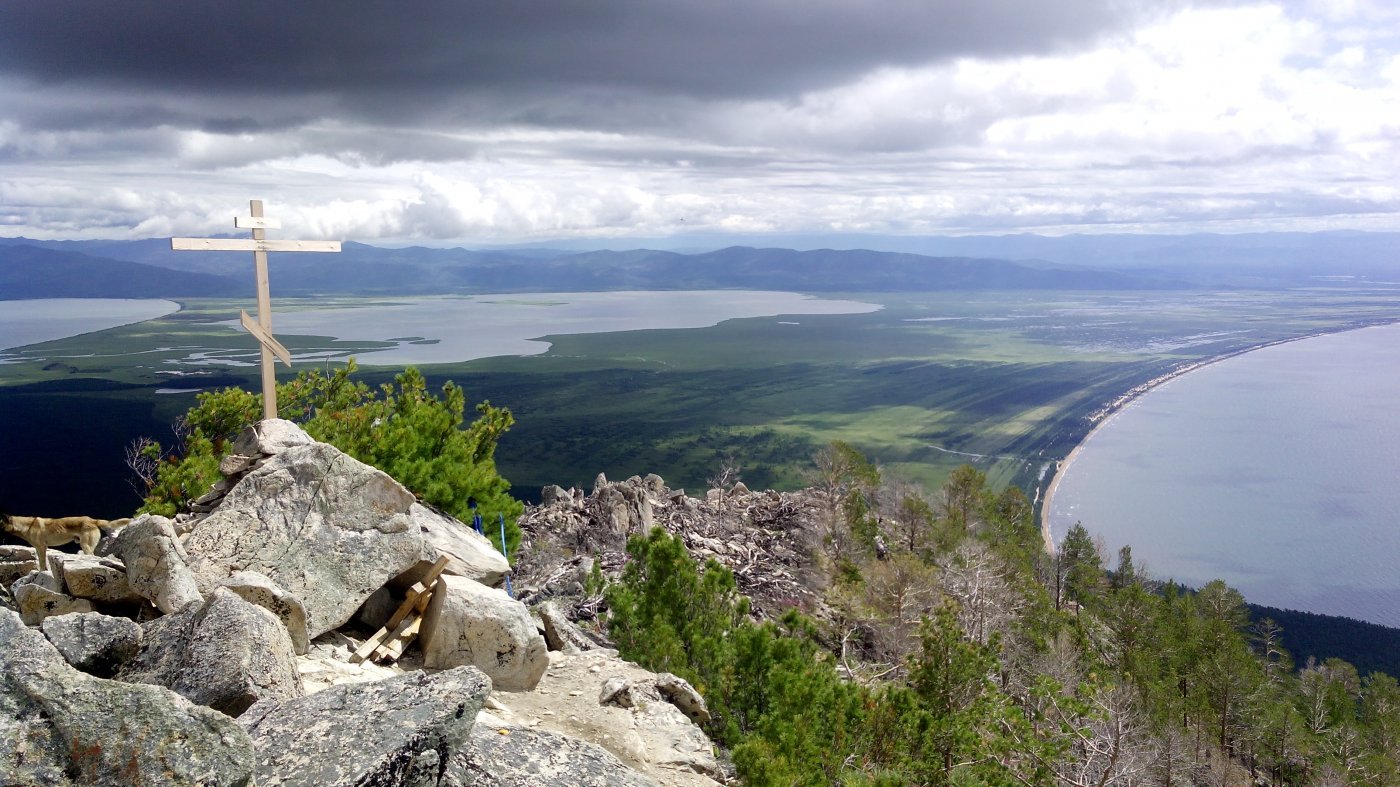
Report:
119,587,303,717
656,672,712,724
185,440,422,638
0,608,256,786
393,502,511,589
539,600,600,653
40,612,142,677
239,665,490,787
595,481,653,534
540,484,572,505
229,417,314,456
13,571,94,625
420,574,549,691
356,585,397,630
219,452,258,476
50,552,140,604
599,676,634,707
113,514,203,614
448,725,660,787
221,570,311,655
0,544,40,586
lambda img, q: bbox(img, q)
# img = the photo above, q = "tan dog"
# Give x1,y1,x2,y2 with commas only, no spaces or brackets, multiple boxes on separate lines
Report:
2,515,130,573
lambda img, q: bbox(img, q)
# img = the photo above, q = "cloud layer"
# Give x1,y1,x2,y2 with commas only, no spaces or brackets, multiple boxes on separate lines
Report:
1,0,1397,243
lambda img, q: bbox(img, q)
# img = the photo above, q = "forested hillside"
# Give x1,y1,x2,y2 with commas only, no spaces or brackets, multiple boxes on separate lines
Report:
530,449,1400,786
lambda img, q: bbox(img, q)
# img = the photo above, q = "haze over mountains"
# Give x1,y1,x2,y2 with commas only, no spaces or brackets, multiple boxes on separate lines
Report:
2,231,1397,299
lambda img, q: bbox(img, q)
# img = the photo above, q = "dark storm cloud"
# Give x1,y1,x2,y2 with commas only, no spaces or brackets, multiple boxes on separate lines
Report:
0,0,1189,130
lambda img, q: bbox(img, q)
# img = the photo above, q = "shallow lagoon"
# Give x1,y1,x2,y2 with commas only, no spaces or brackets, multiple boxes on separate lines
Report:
0,299,179,355
1048,323,1400,627
224,291,882,366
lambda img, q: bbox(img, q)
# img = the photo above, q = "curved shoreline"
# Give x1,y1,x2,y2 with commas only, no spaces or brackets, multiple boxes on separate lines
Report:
1036,319,1400,555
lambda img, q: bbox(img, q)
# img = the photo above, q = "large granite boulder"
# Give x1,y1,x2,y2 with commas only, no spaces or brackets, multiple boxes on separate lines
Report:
419,574,549,691
538,600,603,653
118,587,303,717
49,552,141,604
113,514,203,614
448,723,660,787
482,649,723,786
185,440,423,638
238,665,490,787
12,570,94,625
393,502,511,589
220,569,311,655
230,417,314,456
0,544,40,587
40,611,143,678
0,608,256,786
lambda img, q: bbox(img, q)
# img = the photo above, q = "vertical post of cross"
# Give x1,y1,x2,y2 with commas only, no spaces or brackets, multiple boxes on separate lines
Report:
249,200,277,420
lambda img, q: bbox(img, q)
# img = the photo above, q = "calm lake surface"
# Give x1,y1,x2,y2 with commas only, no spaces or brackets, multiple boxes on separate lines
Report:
0,299,179,354
244,291,881,365
1047,323,1400,627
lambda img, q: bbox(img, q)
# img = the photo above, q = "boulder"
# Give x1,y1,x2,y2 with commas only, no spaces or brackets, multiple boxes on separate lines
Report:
185,440,422,638
538,600,602,653
595,481,653,534
540,484,572,505
12,571,94,625
420,574,548,691
0,608,256,786
238,665,490,787
230,417,314,456
0,544,40,586
113,514,203,614
49,552,140,604
40,612,142,677
448,723,660,787
356,586,397,630
118,587,303,717
478,649,722,785
393,502,511,589
220,570,311,655
656,673,711,725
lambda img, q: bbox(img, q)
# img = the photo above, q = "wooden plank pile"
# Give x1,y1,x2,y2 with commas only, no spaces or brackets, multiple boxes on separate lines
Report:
350,555,450,664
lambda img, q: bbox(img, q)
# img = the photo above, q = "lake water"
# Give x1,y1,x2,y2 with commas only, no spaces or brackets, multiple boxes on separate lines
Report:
219,291,881,366
1047,323,1400,627
0,299,179,355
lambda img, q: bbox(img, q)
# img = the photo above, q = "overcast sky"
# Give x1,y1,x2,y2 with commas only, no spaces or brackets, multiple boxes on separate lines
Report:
1,0,1397,245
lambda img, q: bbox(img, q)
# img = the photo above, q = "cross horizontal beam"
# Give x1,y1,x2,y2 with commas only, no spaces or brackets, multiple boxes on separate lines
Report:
171,238,342,253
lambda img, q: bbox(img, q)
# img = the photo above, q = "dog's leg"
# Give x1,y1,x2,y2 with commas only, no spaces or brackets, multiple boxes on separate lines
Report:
36,543,48,573
79,527,100,555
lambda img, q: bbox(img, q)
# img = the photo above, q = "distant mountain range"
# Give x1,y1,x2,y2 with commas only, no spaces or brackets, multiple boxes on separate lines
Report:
0,244,245,299
2,230,1396,299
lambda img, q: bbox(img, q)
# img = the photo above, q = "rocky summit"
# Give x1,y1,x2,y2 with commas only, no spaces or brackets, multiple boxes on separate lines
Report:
0,419,725,787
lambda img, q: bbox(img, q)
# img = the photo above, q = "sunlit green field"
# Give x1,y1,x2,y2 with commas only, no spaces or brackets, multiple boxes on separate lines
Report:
6,288,1400,517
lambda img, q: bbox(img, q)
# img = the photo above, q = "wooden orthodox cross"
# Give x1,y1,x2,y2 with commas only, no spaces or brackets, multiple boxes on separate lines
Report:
172,200,341,420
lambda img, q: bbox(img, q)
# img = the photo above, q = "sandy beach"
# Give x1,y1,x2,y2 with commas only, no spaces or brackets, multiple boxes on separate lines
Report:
1034,324,1391,556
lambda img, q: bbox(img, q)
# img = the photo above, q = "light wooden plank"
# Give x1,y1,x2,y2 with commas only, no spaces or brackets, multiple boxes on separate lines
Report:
235,216,282,229
239,310,292,366
348,560,447,664
171,238,342,252
375,617,424,661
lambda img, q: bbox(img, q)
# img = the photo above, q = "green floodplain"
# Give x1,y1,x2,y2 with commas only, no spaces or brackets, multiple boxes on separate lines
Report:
6,287,1400,520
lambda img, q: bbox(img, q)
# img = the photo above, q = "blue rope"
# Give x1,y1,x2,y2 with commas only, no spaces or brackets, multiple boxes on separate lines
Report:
498,513,514,598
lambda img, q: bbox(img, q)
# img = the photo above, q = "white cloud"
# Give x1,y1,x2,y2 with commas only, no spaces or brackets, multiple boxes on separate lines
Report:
2,2,1398,241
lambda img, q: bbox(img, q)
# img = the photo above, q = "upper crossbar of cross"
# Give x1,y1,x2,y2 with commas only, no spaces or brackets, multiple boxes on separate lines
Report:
172,200,342,420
